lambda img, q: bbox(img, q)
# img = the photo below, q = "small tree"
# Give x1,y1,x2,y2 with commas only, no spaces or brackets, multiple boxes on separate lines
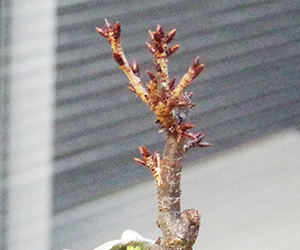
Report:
96,19,210,250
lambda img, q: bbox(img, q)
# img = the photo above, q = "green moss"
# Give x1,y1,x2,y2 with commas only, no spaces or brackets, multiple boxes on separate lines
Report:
110,241,152,250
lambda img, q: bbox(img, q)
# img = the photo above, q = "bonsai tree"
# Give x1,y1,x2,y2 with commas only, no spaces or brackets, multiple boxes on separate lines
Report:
96,19,210,250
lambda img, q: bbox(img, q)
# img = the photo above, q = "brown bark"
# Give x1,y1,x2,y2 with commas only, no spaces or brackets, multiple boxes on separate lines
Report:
151,133,200,250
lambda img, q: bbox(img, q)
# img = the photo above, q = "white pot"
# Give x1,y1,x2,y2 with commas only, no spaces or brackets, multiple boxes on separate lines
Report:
93,230,155,250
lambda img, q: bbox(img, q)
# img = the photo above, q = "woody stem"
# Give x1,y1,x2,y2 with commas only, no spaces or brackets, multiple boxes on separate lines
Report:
155,132,186,244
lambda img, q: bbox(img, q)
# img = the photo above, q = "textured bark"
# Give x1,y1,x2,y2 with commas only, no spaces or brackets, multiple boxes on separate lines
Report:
152,133,200,250
96,20,209,250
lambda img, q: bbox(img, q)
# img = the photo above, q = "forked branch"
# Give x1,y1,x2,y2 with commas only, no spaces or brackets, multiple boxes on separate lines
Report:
97,19,210,250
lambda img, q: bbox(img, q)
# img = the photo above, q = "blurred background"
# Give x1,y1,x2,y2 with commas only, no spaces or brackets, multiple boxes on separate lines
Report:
1,0,300,249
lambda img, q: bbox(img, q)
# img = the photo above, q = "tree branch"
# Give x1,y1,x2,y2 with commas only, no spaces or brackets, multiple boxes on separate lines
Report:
96,20,210,250
96,20,148,102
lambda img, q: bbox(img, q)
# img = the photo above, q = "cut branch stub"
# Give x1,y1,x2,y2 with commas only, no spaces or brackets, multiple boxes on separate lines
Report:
179,208,201,243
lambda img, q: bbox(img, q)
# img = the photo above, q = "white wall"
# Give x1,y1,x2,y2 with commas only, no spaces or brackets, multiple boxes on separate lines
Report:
7,0,56,249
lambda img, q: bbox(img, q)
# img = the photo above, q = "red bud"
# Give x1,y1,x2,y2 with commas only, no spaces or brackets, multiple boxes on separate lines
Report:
165,29,176,44
166,44,180,57
131,60,140,76
114,22,121,39
96,27,108,37
146,42,156,55
113,52,124,65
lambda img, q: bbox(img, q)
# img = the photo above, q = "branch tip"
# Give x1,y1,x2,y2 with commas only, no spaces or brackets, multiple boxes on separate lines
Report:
191,57,204,75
